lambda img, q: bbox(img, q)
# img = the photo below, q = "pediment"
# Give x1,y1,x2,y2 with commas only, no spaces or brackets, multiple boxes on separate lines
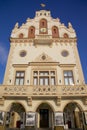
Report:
33,53,55,62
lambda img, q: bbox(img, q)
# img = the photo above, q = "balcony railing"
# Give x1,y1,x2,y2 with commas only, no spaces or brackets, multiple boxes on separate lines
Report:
62,85,87,96
34,34,52,44
0,85,28,96
35,34,52,39
0,85,87,97
33,85,57,96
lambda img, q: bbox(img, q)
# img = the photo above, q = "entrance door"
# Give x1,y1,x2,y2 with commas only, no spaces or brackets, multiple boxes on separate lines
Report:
40,109,49,128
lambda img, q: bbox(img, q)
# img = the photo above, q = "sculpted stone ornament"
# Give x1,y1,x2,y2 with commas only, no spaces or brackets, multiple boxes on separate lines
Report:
26,18,31,22
27,97,32,106
56,96,61,106
14,22,19,28
68,22,75,32
12,22,19,33
68,22,72,28
0,97,4,105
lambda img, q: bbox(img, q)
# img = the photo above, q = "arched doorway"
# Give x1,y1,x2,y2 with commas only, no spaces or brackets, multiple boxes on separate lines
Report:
64,102,83,129
36,103,54,128
6,102,25,129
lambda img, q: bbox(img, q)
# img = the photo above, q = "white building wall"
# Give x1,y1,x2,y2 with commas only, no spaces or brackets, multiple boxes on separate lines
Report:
4,41,84,85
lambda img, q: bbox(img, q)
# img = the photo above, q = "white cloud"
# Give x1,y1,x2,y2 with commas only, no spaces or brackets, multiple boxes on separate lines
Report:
0,45,8,65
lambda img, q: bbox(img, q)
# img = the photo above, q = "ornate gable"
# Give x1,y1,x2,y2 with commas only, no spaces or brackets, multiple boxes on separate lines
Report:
33,53,55,62
30,53,59,66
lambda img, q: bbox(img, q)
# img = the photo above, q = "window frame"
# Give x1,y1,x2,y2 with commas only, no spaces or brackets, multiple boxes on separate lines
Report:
33,70,56,86
15,71,25,85
63,70,74,85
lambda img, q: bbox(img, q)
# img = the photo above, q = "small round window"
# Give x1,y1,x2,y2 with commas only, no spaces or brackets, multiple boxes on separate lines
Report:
42,55,46,60
61,50,69,57
20,50,27,57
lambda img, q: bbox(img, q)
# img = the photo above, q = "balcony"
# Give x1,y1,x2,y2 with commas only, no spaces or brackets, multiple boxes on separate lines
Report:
34,34,52,44
62,85,87,96
0,85,87,98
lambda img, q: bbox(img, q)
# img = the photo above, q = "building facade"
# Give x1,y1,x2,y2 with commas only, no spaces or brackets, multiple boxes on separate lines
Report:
0,10,87,129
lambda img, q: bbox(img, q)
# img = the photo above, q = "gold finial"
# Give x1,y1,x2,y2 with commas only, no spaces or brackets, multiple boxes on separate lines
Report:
40,3,46,7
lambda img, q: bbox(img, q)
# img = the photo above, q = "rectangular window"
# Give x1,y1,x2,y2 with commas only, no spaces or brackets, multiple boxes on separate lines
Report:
39,77,49,85
33,70,56,86
39,71,49,76
64,70,74,85
20,78,24,85
15,78,19,85
45,77,49,85
15,71,25,85
33,71,38,76
33,77,38,85
51,77,55,85
50,71,55,75
40,77,44,85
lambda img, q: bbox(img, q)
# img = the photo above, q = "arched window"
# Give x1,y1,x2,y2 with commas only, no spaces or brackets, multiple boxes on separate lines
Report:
28,26,35,38
39,19,48,34
52,26,59,38
63,33,69,38
19,33,24,38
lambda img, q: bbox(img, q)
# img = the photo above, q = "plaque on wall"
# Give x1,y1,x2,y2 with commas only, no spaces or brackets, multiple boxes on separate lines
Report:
0,111,5,125
54,112,64,126
6,112,10,126
26,112,36,126
84,112,87,124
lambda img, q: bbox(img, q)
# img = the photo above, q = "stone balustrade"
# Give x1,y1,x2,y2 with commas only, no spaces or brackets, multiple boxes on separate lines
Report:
34,35,52,44
62,85,87,96
33,85,57,95
35,34,52,39
0,85,87,97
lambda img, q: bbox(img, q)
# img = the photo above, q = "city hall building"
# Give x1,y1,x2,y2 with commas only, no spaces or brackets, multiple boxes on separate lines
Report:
0,9,87,129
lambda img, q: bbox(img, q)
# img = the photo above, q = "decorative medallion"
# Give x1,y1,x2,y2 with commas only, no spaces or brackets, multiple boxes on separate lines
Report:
42,55,46,60
20,50,27,57
61,50,69,57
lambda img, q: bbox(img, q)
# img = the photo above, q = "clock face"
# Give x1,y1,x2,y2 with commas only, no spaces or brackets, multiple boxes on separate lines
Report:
40,28,47,32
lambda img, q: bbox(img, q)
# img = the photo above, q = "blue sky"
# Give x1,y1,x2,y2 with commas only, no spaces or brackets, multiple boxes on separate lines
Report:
0,0,87,84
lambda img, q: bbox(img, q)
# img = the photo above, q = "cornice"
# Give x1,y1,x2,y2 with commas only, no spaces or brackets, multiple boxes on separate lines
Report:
10,37,77,44
59,64,76,67
12,64,28,68
52,38,77,43
10,38,34,43
29,62,59,66
12,62,60,67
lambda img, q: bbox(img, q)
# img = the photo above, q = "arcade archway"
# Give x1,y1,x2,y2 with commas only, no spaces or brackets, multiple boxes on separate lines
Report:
36,103,54,128
6,102,25,129
64,102,83,129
